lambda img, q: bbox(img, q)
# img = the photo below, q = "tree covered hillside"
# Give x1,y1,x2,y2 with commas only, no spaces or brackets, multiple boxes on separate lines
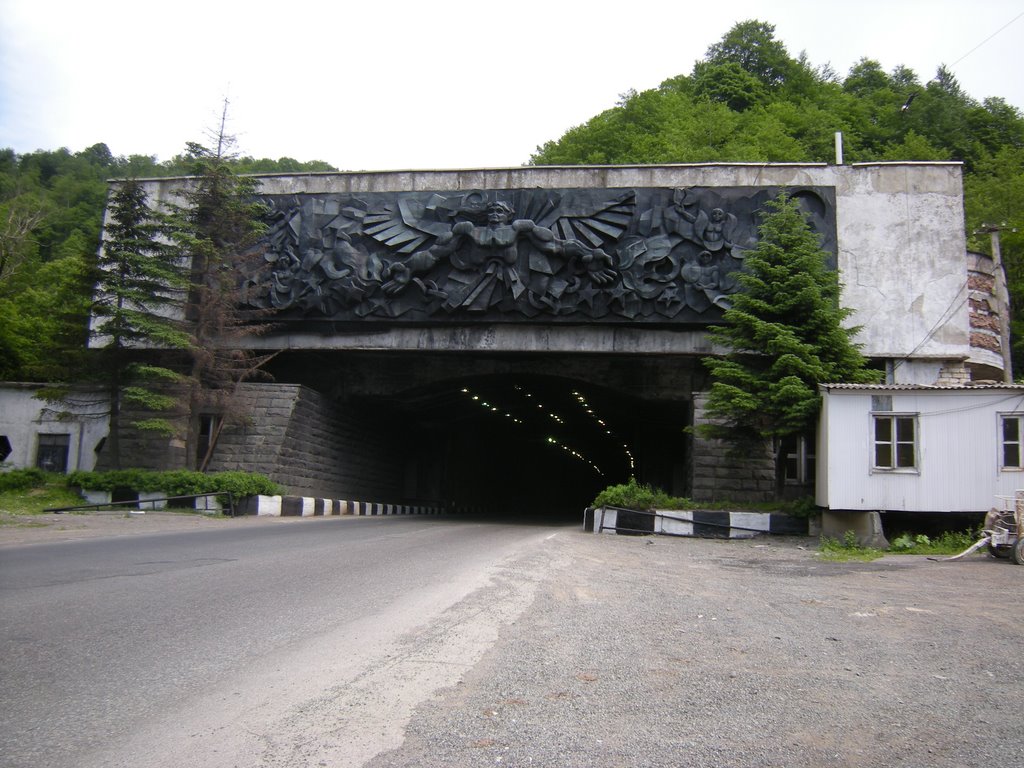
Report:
1,20,1022,382
0,145,334,381
532,21,1024,369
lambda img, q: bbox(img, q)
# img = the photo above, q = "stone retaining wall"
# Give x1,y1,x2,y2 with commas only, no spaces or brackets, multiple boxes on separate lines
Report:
209,383,404,499
690,392,776,503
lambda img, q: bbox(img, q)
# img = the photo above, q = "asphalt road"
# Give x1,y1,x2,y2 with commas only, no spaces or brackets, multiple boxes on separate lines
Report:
3,515,1022,768
0,516,569,768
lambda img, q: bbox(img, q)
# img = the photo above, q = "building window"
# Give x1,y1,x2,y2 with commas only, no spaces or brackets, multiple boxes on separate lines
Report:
36,433,71,473
782,433,816,484
873,414,917,470
1001,414,1024,469
196,414,216,467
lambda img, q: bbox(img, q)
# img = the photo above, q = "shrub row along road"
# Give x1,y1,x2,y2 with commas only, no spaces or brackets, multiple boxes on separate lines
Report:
1,514,1021,767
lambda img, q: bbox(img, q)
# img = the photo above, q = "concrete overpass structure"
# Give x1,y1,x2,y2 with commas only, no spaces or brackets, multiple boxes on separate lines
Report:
99,162,1003,514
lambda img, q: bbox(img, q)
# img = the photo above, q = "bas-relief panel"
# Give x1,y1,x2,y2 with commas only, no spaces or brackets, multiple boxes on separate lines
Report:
243,186,836,325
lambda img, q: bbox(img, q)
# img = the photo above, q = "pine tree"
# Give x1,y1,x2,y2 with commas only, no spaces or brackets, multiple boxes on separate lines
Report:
88,179,191,468
701,193,879,497
167,112,275,471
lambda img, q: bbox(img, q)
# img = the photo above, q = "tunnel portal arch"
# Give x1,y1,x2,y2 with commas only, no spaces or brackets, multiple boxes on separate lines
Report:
254,351,698,519
369,371,693,518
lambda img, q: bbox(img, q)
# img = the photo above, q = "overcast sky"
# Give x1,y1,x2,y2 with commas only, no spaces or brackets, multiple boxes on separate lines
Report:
2,0,1022,171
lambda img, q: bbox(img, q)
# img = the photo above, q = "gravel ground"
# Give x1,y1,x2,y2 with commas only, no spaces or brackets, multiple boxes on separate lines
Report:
367,532,1023,768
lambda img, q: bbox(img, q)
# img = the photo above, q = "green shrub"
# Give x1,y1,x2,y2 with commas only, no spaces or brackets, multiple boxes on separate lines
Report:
888,529,979,555
592,477,690,511
890,533,931,551
0,467,48,492
66,470,283,498
781,496,821,518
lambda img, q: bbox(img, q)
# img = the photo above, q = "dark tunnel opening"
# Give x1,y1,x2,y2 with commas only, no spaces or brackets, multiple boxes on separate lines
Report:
370,374,692,522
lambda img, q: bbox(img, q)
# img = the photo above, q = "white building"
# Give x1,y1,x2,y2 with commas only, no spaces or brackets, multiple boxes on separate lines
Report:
0,384,109,473
817,382,1024,513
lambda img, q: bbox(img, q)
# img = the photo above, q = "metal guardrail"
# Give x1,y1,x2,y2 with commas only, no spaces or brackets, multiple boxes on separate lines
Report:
44,492,236,517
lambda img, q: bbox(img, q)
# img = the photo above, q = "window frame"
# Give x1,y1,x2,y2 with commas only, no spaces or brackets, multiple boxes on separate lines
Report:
999,412,1024,471
870,412,919,473
782,433,816,485
35,433,71,473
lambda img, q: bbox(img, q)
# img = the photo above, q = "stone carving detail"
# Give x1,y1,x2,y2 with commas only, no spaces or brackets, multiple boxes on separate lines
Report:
243,186,835,325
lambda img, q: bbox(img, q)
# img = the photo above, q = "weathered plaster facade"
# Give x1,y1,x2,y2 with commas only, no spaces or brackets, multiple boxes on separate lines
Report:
129,162,991,384
0,384,109,473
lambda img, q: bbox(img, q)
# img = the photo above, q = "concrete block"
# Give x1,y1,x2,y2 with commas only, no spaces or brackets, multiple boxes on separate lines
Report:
137,491,167,510
821,510,889,548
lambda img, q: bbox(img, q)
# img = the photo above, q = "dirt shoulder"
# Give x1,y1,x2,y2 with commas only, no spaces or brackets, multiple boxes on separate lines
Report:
0,510,304,548
370,532,1024,768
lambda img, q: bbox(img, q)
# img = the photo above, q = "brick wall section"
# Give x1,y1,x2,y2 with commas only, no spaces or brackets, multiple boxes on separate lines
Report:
690,392,775,503
967,254,1005,363
208,383,404,499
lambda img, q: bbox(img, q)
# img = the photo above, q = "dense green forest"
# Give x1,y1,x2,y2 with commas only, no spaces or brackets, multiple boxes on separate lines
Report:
531,21,1024,369
1,19,1022,381
0,146,335,381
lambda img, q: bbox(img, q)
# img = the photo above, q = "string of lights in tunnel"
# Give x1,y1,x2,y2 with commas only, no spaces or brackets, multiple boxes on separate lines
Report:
457,385,637,476
572,390,635,472
459,385,602,475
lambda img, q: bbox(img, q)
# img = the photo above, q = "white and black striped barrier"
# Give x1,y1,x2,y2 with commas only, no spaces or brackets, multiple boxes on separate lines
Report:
238,495,445,517
584,506,808,538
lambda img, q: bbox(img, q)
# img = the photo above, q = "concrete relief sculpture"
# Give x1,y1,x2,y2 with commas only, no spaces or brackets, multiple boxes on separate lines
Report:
243,186,835,325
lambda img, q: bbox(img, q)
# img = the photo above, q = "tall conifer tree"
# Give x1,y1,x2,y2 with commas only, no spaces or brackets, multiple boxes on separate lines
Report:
701,193,879,497
89,178,190,468
167,111,274,471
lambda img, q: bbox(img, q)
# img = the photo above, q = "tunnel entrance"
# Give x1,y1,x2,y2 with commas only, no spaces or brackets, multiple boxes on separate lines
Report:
259,351,700,521
363,373,692,521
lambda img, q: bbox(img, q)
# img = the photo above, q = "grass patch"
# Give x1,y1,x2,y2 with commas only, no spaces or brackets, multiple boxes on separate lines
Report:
0,481,84,517
888,529,979,556
818,531,885,562
0,516,50,528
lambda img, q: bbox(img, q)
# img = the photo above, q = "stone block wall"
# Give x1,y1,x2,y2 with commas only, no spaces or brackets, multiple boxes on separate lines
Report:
208,383,404,500
689,392,775,503
94,391,189,472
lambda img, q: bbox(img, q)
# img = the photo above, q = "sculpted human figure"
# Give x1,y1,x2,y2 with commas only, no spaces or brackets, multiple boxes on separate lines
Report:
382,201,616,312
681,250,732,312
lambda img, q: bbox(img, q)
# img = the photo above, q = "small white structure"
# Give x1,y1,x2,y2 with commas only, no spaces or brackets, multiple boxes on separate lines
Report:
817,382,1024,513
0,383,109,473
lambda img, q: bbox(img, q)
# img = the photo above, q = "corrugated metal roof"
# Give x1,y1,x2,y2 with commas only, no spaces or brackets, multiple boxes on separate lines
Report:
820,382,1024,392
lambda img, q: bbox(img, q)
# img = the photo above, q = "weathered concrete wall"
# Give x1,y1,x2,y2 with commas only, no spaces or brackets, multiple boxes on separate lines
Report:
208,383,404,499
132,162,980,381
0,384,109,472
